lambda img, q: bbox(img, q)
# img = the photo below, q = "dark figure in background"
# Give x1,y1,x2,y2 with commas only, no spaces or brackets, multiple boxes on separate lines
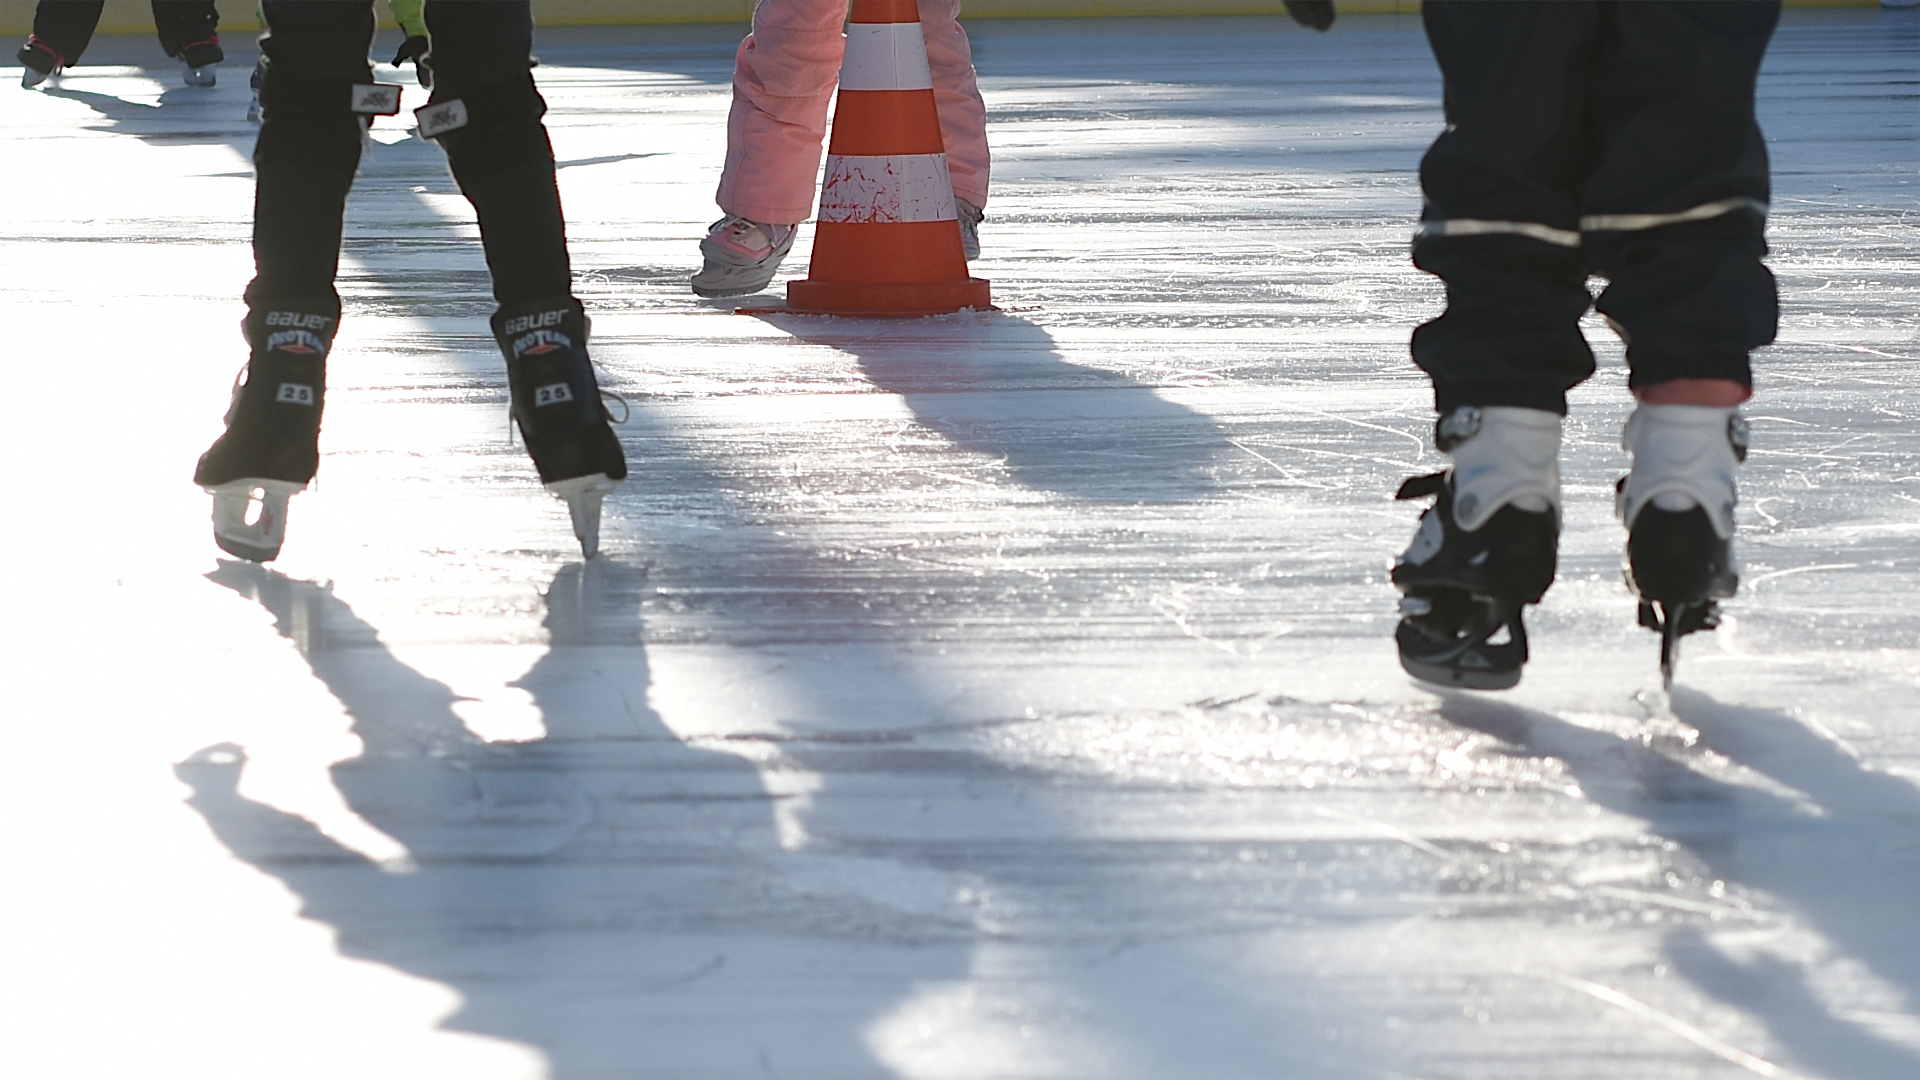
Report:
1389,1,1779,689
16,0,224,88
193,0,626,562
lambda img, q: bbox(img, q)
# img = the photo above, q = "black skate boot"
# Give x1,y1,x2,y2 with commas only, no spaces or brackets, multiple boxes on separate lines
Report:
17,36,62,88
193,300,338,562
1391,407,1562,690
172,36,222,87
491,297,627,559
1618,405,1747,688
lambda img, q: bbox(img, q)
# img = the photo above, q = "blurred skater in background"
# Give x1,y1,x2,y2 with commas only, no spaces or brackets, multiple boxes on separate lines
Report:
16,0,223,87
693,0,990,298
1388,0,1780,690
195,0,625,563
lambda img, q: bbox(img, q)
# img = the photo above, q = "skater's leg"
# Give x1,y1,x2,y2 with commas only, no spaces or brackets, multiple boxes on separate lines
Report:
420,0,624,555
716,0,848,227
920,0,987,210
195,1,373,561
251,0,376,305
1412,0,1601,417
420,0,569,306
19,0,105,77
1580,1,1778,683
1582,0,1779,397
151,0,223,79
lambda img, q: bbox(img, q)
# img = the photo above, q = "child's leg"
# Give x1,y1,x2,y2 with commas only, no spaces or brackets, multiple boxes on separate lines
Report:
1411,0,1601,418
920,0,988,209
151,0,221,60
25,0,106,68
1582,0,1780,400
717,0,849,226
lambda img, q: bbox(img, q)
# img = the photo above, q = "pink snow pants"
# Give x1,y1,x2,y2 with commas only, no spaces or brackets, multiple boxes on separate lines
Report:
715,0,990,226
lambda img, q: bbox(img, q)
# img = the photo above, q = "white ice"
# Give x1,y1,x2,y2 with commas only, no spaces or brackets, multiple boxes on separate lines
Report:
1,9,1918,1079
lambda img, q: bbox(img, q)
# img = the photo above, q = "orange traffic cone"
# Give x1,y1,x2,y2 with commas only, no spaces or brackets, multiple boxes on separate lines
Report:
784,0,990,316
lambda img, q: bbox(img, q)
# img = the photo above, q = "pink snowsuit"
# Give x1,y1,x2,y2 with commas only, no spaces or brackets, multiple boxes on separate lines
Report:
716,0,990,227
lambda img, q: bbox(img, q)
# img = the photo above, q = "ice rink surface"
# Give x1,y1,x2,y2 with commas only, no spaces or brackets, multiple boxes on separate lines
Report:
2,7,1918,1078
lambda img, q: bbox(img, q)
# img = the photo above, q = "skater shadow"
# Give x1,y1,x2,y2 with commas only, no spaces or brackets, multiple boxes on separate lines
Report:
750,310,1231,502
179,560,971,1077
1435,691,1920,1079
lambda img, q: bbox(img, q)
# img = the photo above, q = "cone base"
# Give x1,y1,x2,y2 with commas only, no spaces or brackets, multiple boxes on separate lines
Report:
785,277,990,317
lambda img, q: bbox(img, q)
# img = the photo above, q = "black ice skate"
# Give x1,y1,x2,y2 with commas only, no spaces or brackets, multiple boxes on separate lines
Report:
1618,405,1747,688
193,301,337,562
17,36,62,88
492,297,627,559
171,35,222,87
1391,407,1562,690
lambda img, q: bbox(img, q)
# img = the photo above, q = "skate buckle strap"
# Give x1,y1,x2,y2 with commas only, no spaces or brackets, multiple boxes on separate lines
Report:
351,84,402,116
1434,407,1481,452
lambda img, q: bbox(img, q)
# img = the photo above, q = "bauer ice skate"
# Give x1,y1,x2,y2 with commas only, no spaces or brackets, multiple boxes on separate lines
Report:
691,215,797,298
1618,404,1747,688
1392,407,1562,690
492,297,627,559
194,301,337,562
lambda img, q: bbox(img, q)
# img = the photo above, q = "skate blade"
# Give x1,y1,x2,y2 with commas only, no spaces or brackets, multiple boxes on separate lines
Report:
547,473,618,559
1400,654,1524,692
206,479,303,563
184,65,217,87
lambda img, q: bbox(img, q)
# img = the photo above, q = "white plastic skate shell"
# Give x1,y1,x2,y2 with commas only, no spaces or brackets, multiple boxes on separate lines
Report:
547,473,618,559
206,479,305,563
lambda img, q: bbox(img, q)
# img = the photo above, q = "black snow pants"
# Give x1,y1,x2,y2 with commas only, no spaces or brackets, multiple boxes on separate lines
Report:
29,0,219,66
249,0,571,314
1411,0,1781,416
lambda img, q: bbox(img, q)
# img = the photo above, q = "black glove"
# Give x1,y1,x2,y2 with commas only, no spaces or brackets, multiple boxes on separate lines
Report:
390,35,432,88
1284,0,1335,32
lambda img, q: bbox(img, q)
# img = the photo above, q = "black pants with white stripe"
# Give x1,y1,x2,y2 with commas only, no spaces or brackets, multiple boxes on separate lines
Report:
1411,0,1781,415
250,0,569,310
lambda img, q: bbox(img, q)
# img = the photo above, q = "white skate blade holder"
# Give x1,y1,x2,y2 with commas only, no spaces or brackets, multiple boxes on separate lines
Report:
206,479,304,562
548,473,618,559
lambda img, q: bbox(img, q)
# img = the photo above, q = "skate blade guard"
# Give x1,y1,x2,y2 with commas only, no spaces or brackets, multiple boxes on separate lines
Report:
206,478,305,563
547,473,618,560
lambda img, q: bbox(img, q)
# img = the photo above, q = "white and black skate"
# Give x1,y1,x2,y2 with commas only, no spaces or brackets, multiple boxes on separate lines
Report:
194,302,337,562
1391,407,1562,690
492,297,627,559
1618,405,1747,688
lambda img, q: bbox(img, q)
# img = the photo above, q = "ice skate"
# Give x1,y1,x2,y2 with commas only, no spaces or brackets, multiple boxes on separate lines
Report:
175,36,222,87
1618,404,1746,688
493,297,627,558
1391,407,1562,690
193,302,337,562
957,198,983,261
18,37,62,88
690,215,796,298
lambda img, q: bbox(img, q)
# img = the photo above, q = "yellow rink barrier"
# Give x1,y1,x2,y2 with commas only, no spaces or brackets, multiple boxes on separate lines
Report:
0,0,1888,40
